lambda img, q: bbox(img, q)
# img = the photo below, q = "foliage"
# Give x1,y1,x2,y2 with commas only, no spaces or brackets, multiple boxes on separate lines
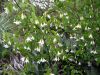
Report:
0,0,100,75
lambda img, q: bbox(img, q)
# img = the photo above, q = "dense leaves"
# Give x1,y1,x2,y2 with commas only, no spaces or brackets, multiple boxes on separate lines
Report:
0,0,100,75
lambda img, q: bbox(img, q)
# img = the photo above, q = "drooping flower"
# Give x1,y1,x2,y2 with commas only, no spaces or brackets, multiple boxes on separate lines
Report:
35,20,39,24
89,34,93,38
26,36,34,42
21,13,26,20
38,39,44,47
13,20,21,25
53,38,57,43
75,24,81,28
90,50,97,54
4,7,9,14
26,37,32,42
35,47,41,52
3,44,9,48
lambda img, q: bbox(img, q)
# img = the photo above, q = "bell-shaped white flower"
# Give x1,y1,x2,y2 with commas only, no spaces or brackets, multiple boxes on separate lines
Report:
3,44,9,48
13,20,21,25
21,13,26,20
38,39,44,47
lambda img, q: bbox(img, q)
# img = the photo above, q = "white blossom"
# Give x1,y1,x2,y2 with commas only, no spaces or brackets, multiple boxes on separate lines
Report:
96,27,99,30
27,47,31,50
90,50,97,54
8,41,11,45
38,39,44,47
50,73,55,75
90,41,95,45
41,23,47,27
21,13,26,20
53,38,57,43
13,6,18,11
80,16,84,20
68,58,74,62
60,14,63,18
26,36,34,42
80,36,84,40
57,51,61,56
26,37,32,42
89,34,93,38
13,21,21,25
47,15,51,19
3,44,9,48
64,12,68,16
21,57,25,62
58,43,63,47
37,58,47,64
35,47,41,52
25,58,29,63
75,24,81,28
88,61,91,66
53,57,59,61
35,20,39,24
66,16,69,19
4,7,9,14
78,62,81,65
70,50,75,53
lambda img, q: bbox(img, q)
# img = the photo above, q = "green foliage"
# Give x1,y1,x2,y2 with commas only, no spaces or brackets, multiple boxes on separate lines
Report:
0,0,100,75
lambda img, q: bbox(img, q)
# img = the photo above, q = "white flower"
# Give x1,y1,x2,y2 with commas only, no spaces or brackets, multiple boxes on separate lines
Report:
66,16,69,19
38,39,44,47
21,57,25,62
85,43,87,46
53,38,57,43
47,15,51,19
35,47,40,52
25,58,29,63
78,62,81,65
65,49,69,52
50,73,55,75
4,7,9,14
80,16,84,20
21,13,26,20
13,21,21,25
75,24,81,28
88,61,91,66
26,36,34,42
41,23,47,27
13,6,18,11
80,36,84,40
27,47,31,50
89,34,93,38
64,12,68,16
3,44,9,48
58,43,63,47
90,41,95,45
26,37,32,42
53,57,59,61
35,20,39,24
90,50,97,54
8,41,11,45
68,58,74,62
70,50,75,53
57,51,61,56
31,36,35,40
96,27,99,30
60,14,63,18
24,46,27,49
37,58,47,64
